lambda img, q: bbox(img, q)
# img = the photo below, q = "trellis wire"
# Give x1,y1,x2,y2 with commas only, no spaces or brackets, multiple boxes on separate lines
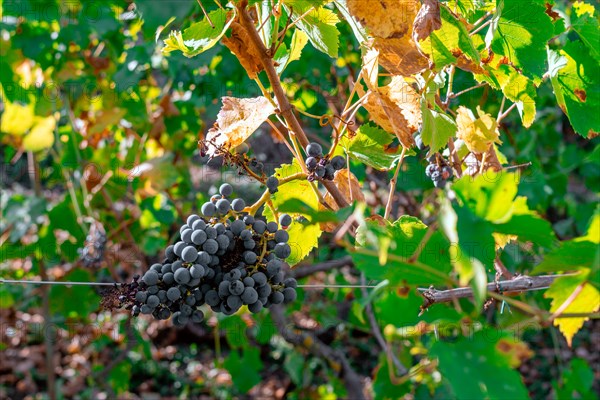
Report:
0,279,379,289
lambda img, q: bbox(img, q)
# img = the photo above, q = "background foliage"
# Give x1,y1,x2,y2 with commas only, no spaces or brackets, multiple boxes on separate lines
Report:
0,0,599,399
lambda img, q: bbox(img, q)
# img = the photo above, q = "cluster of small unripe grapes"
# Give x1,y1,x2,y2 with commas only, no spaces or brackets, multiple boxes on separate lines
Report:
304,142,346,182
79,225,107,267
119,183,297,327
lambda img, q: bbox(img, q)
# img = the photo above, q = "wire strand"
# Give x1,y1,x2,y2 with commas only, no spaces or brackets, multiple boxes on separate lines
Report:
0,279,378,289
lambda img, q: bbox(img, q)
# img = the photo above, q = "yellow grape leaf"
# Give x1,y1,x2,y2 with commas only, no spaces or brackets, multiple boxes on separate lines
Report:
22,115,56,152
576,212,599,244
545,271,600,346
493,232,517,250
359,49,420,148
347,0,420,39
0,101,35,136
205,97,276,156
262,161,322,266
456,106,502,153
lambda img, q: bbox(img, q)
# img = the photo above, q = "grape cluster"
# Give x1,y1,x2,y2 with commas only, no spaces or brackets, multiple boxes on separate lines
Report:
79,224,107,266
119,183,297,327
425,163,453,188
304,142,346,182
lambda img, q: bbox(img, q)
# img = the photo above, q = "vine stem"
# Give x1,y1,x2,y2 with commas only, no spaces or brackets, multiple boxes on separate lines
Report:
384,147,407,220
246,172,307,215
360,273,408,377
238,0,349,209
28,151,56,400
418,274,578,317
447,137,463,178
497,102,518,123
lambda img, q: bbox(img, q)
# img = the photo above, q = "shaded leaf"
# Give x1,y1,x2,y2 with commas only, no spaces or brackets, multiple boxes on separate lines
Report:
420,102,457,155
430,331,530,400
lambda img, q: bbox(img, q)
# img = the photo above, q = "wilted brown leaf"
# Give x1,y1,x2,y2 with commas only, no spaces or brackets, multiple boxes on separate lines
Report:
412,0,442,42
347,0,420,39
456,106,501,153
222,20,263,79
372,36,429,75
329,168,365,207
205,97,276,155
358,49,420,147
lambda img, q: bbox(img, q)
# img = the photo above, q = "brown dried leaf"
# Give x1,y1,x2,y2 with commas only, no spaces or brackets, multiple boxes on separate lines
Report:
222,21,263,79
323,168,365,209
347,0,420,39
358,50,420,147
373,36,429,75
412,0,442,42
205,96,276,155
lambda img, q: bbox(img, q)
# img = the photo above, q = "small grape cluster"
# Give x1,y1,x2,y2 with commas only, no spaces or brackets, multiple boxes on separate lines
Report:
79,224,107,267
118,184,298,327
425,163,453,188
304,142,346,182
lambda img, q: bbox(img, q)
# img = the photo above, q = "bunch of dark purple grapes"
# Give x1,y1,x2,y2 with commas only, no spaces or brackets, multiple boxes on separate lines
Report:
304,142,346,182
425,163,453,188
119,183,297,327
79,223,107,267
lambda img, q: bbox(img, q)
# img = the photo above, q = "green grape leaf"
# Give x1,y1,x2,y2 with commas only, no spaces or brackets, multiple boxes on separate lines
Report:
486,0,554,80
532,240,597,274
49,269,101,318
163,9,234,57
430,331,530,400
224,347,263,392
476,64,537,127
332,0,368,45
555,358,597,399
420,102,457,155
275,29,309,74
263,161,321,266
354,216,454,285
548,42,600,138
452,172,519,223
340,123,406,170
570,1,600,62
285,2,340,57
544,270,600,346
493,213,556,248
418,4,481,71
108,361,131,395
